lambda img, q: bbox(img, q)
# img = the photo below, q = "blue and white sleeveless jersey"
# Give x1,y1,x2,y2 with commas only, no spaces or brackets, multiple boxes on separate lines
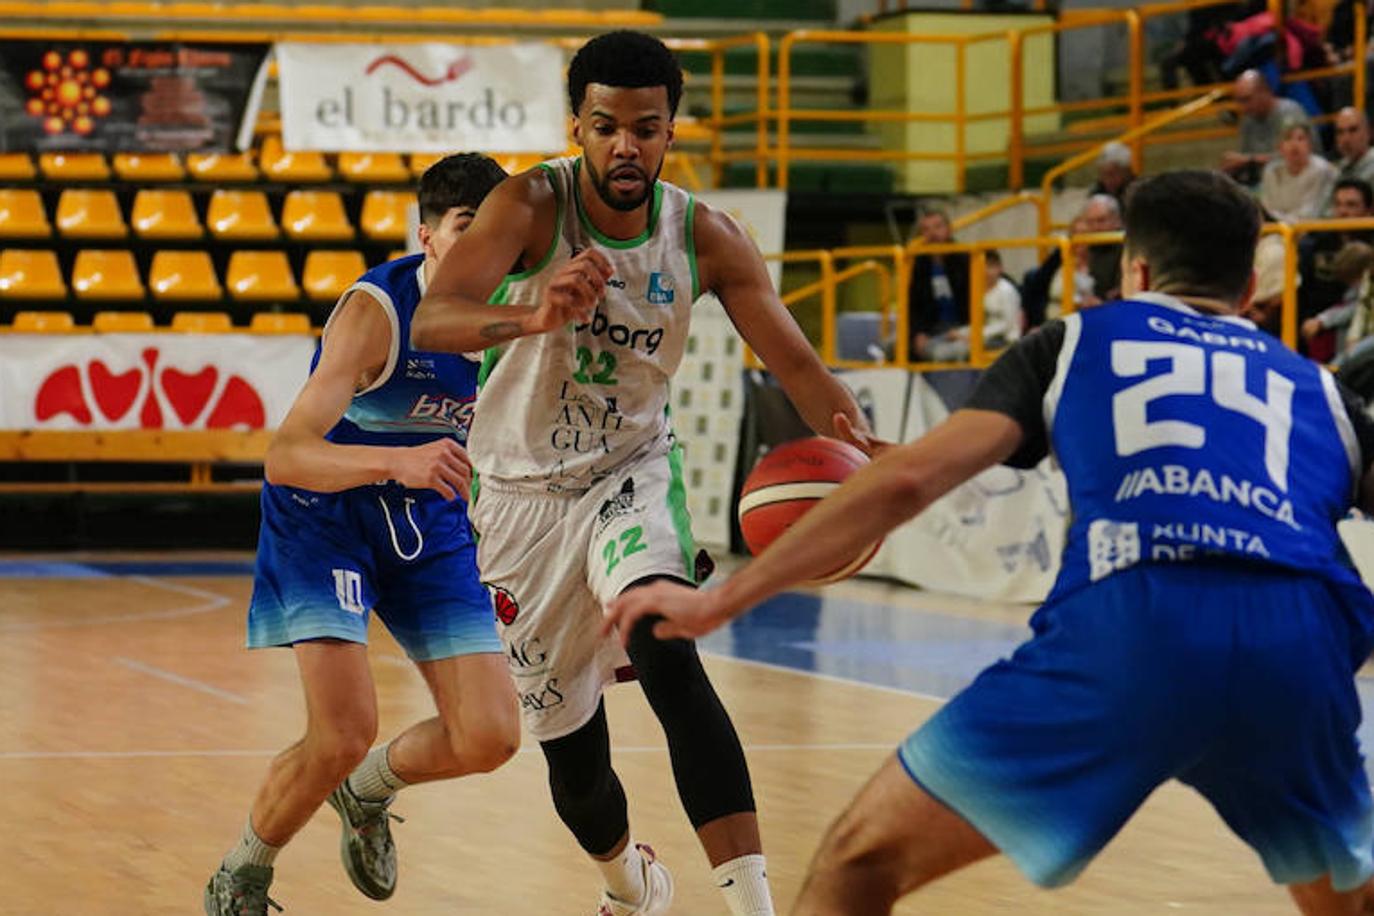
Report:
968,293,1372,601
316,253,479,449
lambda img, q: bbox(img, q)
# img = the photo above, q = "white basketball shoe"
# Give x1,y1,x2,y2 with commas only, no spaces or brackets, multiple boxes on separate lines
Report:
596,843,674,915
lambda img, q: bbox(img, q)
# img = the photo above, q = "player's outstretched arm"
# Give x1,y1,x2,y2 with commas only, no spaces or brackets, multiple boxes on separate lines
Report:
411,171,611,353
603,409,1023,643
694,202,888,455
265,290,472,500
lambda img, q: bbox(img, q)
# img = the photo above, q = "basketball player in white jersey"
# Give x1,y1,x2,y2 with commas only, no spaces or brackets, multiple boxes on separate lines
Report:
412,31,881,916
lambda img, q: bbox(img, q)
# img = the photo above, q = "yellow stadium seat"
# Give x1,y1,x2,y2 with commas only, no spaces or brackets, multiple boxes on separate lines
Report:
360,190,410,242
206,190,278,241
408,152,444,176
0,190,52,239
72,250,146,300
0,250,66,299
92,310,155,332
495,153,542,175
149,251,223,301
338,152,409,183
131,190,202,240
11,310,74,332
226,251,299,301
171,311,233,333
112,153,185,182
185,151,258,182
56,190,128,239
281,190,353,242
0,154,36,181
250,311,311,334
260,136,332,182
303,250,366,301
38,152,109,182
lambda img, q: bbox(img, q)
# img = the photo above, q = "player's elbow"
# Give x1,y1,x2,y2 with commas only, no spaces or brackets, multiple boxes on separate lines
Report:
262,437,300,488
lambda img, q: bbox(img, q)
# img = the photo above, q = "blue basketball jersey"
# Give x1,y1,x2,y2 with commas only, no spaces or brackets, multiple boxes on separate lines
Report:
314,253,480,449
1046,293,1363,599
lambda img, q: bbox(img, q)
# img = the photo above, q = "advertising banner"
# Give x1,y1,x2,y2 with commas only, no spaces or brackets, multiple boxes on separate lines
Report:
0,334,313,430
0,41,269,152
277,42,566,153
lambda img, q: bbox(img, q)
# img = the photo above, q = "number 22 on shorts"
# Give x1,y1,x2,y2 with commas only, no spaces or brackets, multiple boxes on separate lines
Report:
603,525,648,576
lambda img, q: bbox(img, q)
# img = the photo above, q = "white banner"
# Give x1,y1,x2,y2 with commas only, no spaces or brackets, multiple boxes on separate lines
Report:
277,42,566,154
0,334,313,430
695,190,788,291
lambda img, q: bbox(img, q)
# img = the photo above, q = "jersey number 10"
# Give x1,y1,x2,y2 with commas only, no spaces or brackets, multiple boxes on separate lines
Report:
1110,340,1295,491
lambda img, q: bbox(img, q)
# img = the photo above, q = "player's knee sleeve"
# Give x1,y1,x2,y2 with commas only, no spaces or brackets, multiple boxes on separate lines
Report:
540,701,629,856
627,611,757,829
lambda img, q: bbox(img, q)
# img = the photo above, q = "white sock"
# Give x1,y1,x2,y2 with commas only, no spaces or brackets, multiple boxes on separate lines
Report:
713,854,774,916
222,816,280,870
347,742,408,801
595,839,646,905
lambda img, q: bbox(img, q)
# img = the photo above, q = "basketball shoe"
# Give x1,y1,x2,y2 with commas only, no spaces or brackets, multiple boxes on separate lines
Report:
203,863,282,915
326,781,402,900
596,843,674,915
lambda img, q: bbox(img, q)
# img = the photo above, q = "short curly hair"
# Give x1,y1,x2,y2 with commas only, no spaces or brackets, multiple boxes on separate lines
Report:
567,31,683,118
417,153,508,225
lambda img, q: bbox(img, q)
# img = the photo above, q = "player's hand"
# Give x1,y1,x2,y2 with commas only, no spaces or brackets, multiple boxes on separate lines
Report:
388,438,472,501
834,411,892,458
601,581,730,646
527,249,614,335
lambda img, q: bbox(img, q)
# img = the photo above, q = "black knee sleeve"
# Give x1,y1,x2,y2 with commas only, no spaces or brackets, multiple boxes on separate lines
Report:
540,701,629,856
627,604,756,829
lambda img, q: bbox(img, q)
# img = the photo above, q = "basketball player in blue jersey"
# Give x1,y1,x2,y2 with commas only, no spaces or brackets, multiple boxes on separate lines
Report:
204,154,519,916
608,169,1374,915
411,31,882,916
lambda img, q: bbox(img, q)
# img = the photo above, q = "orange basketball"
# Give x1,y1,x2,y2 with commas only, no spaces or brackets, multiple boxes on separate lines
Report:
737,437,881,584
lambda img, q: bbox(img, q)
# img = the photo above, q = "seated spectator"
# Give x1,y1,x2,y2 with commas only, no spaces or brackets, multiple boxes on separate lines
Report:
1222,69,1314,185
1080,193,1124,301
1259,118,1336,222
1327,108,1374,204
1239,231,1293,337
1301,241,1374,360
1299,176,1374,325
1090,142,1136,203
1161,0,1249,90
981,250,1023,349
1021,213,1100,327
907,207,970,361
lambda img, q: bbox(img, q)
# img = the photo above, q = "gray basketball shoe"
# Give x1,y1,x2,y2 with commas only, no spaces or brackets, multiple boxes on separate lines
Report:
325,781,402,900
203,863,282,915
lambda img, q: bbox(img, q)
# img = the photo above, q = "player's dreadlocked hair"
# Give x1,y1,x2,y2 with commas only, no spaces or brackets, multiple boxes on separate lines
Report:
568,31,684,118
417,153,508,226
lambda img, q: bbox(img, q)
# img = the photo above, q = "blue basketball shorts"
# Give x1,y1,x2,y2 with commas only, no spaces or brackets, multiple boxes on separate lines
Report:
247,482,500,662
898,562,1374,890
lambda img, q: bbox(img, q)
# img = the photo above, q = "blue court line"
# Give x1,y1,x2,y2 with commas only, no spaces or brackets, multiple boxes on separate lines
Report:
0,560,255,578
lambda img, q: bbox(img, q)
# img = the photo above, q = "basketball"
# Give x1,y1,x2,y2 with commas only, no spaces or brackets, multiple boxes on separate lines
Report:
737,437,881,584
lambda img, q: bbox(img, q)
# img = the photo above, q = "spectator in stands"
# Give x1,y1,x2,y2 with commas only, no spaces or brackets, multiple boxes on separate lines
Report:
1160,0,1248,90
1300,176,1374,331
1301,241,1374,359
1222,69,1313,185
1089,142,1136,203
1328,107,1374,195
908,207,970,361
1021,213,1100,327
1080,193,1124,302
1260,117,1337,222
1240,229,1292,337
981,250,1023,349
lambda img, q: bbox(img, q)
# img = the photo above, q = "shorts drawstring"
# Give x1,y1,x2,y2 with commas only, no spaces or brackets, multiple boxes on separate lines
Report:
378,494,424,561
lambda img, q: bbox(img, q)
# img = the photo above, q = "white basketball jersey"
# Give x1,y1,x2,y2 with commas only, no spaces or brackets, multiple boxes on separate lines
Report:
471,157,699,492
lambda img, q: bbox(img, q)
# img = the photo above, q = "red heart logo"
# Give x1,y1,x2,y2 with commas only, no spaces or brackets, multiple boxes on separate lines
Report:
206,375,265,429
161,366,219,426
89,360,141,421
35,365,92,424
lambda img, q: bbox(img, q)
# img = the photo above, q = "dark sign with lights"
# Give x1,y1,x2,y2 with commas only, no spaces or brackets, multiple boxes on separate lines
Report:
0,41,269,152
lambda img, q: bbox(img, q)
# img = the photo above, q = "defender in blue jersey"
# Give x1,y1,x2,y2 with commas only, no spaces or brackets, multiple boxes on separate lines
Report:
607,170,1374,914
205,155,518,916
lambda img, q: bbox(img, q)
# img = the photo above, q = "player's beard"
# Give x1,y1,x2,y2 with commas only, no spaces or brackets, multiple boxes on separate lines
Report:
586,157,662,213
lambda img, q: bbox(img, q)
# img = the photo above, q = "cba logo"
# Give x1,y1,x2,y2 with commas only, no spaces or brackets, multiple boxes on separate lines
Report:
647,272,675,305
491,585,519,625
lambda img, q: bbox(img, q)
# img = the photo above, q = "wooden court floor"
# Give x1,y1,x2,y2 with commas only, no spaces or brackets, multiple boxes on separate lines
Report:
0,555,1306,914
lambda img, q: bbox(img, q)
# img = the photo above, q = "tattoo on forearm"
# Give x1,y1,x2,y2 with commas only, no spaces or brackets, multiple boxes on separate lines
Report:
480,320,522,341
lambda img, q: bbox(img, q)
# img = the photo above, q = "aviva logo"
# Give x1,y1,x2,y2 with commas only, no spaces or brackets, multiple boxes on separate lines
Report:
647,272,675,305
